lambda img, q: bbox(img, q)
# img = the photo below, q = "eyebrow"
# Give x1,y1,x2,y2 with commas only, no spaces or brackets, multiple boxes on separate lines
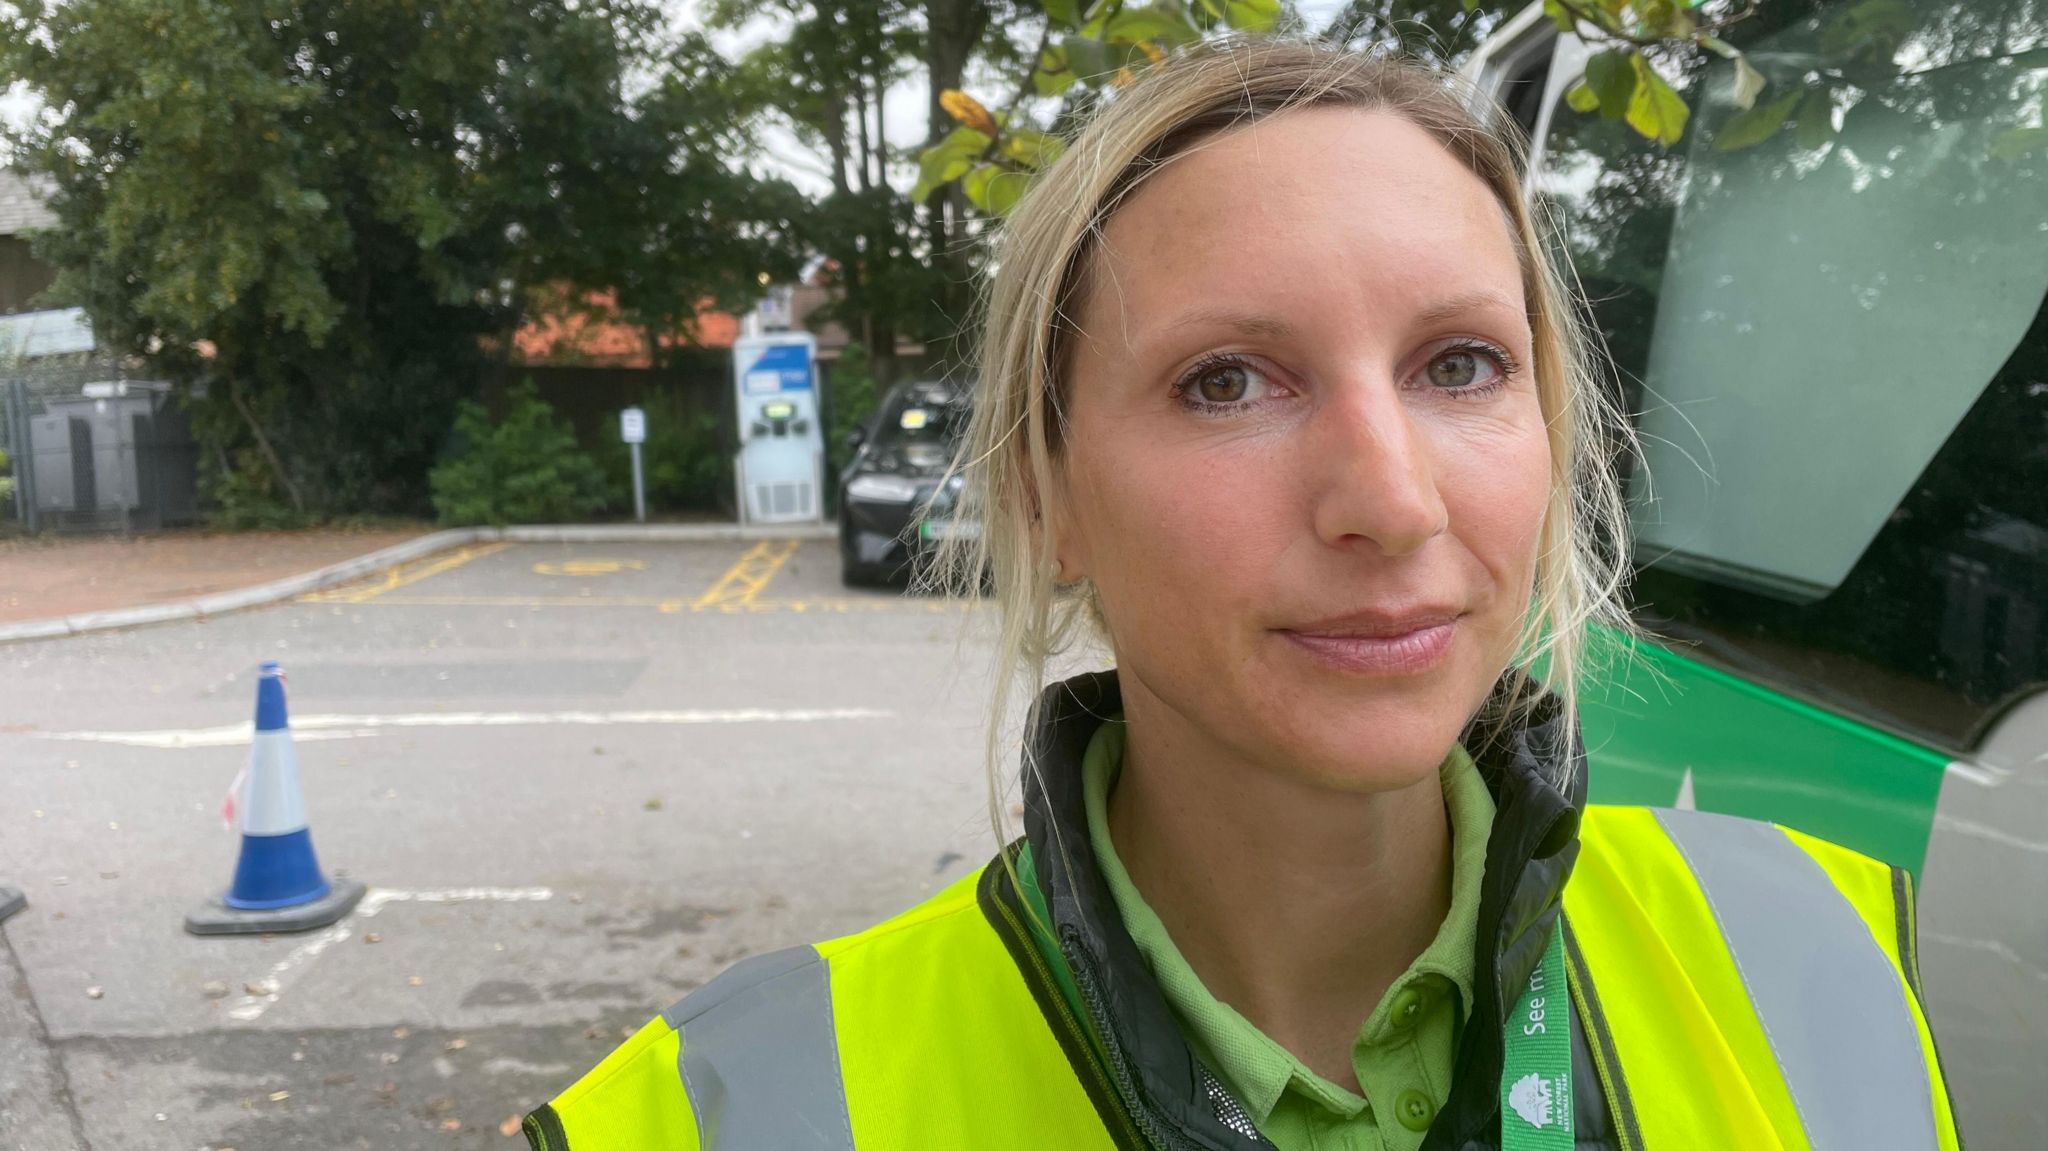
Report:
1412,290,1528,327
1153,290,1527,345
1159,309,1299,340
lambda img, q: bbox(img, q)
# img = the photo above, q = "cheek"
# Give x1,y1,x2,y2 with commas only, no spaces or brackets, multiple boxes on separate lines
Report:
1063,425,1285,638
1438,401,1554,590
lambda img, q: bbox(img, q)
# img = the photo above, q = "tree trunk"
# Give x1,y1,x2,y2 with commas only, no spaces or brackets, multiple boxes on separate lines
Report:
923,0,989,374
226,369,306,515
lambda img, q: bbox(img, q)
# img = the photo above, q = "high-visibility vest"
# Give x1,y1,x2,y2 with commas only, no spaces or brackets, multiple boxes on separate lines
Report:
524,807,1960,1150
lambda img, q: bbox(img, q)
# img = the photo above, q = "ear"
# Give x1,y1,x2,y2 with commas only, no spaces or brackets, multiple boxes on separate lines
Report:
1030,471,1086,586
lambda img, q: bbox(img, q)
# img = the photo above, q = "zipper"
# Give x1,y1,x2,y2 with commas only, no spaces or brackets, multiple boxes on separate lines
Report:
984,869,1152,1150
1060,927,1276,1151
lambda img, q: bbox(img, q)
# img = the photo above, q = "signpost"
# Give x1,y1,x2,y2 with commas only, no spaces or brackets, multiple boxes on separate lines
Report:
620,406,647,524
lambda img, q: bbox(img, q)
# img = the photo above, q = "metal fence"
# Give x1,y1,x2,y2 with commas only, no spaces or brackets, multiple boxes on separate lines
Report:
1,353,198,534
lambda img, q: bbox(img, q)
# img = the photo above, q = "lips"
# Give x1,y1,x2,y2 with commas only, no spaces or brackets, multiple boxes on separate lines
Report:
1277,610,1462,675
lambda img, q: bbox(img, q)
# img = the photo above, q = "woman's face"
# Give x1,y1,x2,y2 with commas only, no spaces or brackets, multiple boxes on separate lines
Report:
1055,107,1551,792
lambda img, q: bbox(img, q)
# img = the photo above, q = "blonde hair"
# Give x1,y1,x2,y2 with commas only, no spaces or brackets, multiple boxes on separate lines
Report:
926,37,1636,846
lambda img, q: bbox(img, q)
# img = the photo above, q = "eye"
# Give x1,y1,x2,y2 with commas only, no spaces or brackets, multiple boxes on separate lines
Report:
1194,361,1253,403
1172,353,1285,414
1418,340,1517,396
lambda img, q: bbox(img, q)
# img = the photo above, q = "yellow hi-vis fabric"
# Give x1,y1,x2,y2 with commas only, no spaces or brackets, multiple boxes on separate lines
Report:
1562,807,1960,1151
537,867,1117,1151
530,807,1959,1150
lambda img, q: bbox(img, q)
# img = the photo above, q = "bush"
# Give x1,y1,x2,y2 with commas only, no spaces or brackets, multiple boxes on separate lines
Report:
430,381,607,526
825,342,881,491
603,397,730,513
206,446,310,530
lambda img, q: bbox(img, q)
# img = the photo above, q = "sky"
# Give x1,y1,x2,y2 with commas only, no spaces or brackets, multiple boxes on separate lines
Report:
4,0,1358,197
680,0,1358,196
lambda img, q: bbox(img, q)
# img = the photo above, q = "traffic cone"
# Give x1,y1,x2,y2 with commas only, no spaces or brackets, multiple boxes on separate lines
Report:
185,661,365,935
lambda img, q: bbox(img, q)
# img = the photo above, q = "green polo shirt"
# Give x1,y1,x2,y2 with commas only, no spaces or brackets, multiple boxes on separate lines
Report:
1082,719,1495,1151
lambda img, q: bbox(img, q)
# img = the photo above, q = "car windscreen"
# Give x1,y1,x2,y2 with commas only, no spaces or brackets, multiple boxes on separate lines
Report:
872,395,969,450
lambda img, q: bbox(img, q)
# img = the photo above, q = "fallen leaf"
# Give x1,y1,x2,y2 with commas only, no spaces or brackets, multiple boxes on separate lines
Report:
500,1115,524,1137
268,1090,290,1102
323,1073,356,1086
444,1038,468,1051
85,985,104,999
642,798,663,811
202,980,230,999
406,976,423,987
363,933,381,944
392,1026,410,1039
440,1118,462,1131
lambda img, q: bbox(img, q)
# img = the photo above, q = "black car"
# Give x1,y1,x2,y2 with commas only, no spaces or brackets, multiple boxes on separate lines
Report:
837,380,975,586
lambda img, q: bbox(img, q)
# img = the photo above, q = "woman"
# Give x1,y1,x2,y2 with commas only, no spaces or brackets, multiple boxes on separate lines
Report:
526,39,1958,1151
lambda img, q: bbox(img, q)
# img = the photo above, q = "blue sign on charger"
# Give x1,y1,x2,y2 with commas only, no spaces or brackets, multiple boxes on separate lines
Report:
743,343,812,394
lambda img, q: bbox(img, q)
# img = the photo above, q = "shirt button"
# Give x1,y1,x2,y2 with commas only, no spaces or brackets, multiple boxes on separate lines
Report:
1390,987,1425,1030
1394,1088,1434,1132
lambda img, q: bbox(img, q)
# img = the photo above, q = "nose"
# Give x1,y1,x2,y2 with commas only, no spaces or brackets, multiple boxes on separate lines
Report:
1308,382,1448,557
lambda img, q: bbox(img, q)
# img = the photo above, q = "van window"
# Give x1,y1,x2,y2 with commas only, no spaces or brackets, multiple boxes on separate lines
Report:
1537,0,2048,749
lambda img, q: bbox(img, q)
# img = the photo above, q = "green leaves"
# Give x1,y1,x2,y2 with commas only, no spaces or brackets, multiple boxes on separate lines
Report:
912,125,991,202
1626,55,1690,146
1001,129,1066,169
1583,50,1637,122
963,164,1031,217
1572,49,1690,146
1104,5,1201,47
1712,88,1800,152
1033,44,1078,96
1222,0,1280,32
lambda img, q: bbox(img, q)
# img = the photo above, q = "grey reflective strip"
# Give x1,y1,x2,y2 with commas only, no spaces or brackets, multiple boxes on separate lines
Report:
1654,809,1935,1151
658,945,855,1150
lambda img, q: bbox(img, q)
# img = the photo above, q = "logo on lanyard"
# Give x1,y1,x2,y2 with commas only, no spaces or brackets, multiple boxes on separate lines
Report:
1500,920,1573,1148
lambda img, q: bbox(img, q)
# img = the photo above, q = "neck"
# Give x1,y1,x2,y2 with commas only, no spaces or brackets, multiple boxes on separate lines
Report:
1107,675,1454,1088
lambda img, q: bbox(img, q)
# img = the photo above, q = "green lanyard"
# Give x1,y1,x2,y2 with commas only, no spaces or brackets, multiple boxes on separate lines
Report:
1499,919,1573,1149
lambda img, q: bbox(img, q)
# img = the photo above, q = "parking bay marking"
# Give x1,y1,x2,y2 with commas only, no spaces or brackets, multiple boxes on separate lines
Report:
300,542,511,604
692,538,801,609
228,886,555,1023
33,707,896,749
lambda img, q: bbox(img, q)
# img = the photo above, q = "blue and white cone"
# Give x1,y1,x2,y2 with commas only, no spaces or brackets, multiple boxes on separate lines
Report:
185,661,365,935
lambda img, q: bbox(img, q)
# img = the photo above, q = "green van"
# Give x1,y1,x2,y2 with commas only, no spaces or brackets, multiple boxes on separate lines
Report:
1462,2,2046,1142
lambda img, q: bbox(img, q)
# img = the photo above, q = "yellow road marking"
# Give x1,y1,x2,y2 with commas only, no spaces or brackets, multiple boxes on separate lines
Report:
300,542,511,604
532,558,648,576
691,538,801,608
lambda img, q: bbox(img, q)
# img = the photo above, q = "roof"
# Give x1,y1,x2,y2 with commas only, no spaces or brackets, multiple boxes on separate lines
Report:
0,170,56,236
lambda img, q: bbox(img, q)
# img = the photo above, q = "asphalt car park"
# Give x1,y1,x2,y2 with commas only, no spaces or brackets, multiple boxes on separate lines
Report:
0,534,2040,1148
0,538,1002,1150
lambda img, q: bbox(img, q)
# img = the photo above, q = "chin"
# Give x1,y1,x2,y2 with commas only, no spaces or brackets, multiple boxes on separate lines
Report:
1245,644,1497,793
1263,703,1471,794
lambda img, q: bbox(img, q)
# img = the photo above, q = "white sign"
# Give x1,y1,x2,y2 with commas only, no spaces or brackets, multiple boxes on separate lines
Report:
620,407,646,444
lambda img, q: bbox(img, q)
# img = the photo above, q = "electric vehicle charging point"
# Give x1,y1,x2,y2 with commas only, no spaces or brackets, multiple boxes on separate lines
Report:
732,333,824,526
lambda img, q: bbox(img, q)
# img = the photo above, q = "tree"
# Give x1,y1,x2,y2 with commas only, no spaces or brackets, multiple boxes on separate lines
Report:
917,0,1787,220
0,0,804,520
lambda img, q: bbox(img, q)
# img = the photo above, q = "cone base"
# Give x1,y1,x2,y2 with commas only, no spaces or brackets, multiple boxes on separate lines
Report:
0,885,24,924
185,877,366,936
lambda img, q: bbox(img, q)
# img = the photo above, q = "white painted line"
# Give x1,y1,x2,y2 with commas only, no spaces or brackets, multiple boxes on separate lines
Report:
34,708,894,749
228,886,554,1023
1921,931,2048,983
1933,813,2048,856
1943,758,2010,788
